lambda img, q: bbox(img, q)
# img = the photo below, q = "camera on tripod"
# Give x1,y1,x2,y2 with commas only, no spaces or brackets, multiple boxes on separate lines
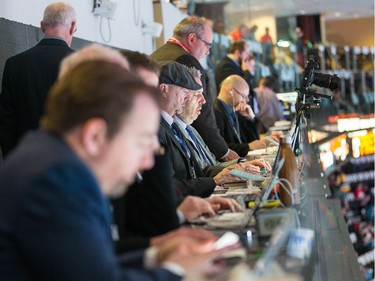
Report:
296,59,341,115
300,59,340,91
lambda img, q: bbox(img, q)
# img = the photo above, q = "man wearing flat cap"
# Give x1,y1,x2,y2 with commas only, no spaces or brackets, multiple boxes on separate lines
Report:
158,62,238,198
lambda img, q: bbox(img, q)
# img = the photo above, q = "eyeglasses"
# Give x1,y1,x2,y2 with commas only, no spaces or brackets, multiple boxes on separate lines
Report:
232,87,249,100
196,34,213,49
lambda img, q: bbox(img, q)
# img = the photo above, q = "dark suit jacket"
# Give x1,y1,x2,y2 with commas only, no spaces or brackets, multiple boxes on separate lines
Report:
213,99,249,157
159,118,216,198
215,56,259,142
0,131,181,281
215,56,243,91
0,38,74,157
112,147,180,253
149,42,228,159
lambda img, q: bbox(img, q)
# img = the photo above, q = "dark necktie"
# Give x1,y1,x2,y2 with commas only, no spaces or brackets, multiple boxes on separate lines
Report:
171,123,196,178
185,125,212,166
230,110,242,143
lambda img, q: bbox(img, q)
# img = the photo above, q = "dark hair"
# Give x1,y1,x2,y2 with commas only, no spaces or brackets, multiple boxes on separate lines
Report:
228,40,247,54
120,49,160,76
41,61,161,138
259,76,276,91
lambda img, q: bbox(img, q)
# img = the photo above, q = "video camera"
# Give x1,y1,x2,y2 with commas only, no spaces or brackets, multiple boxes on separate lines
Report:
296,59,340,115
300,59,340,91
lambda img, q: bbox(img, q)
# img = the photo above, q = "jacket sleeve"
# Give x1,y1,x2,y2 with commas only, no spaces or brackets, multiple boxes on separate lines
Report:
0,60,17,157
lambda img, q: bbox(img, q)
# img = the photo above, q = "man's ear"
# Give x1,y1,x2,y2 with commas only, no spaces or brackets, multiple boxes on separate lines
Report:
69,21,77,36
40,21,45,32
186,33,196,46
81,118,108,156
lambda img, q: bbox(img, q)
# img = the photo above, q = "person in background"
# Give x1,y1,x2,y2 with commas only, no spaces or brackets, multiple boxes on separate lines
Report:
214,75,273,157
295,26,305,67
260,27,276,75
0,2,76,158
0,60,229,281
228,24,249,42
255,76,283,134
150,16,239,162
247,25,258,41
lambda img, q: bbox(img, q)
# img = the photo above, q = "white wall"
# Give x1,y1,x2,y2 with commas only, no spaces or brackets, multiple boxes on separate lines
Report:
0,0,156,53
160,0,186,42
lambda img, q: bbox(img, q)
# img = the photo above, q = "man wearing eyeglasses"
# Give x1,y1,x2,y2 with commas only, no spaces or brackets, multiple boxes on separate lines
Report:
149,16,240,163
215,40,261,143
0,2,76,159
214,75,273,157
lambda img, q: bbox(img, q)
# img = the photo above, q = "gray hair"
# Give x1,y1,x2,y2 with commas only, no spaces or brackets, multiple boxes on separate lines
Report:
186,66,202,79
173,16,208,38
43,2,76,28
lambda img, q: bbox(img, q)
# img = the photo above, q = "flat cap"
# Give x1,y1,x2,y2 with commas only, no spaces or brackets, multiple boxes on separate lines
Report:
159,61,202,91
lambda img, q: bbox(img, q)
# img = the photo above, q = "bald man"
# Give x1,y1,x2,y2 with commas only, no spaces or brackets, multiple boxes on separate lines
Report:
214,75,272,157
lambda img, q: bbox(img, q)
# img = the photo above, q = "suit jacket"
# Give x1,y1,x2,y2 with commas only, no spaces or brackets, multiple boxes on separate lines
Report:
215,56,260,142
149,41,228,159
215,56,243,91
0,38,74,157
112,147,180,253
159,118,216,198
174,119,237,176
0,130,181,281
213,99,249,157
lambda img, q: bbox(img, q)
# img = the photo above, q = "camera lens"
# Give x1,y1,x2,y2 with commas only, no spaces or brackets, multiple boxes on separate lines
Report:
313,73,340,91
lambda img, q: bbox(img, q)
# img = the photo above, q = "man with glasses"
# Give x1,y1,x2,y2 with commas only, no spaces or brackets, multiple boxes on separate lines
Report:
215,41,261,143
150,16,240,163
0,2,76,158
214,75,273,157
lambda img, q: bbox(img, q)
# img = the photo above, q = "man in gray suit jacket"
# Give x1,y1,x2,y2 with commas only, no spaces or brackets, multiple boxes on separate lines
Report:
0,2,76,158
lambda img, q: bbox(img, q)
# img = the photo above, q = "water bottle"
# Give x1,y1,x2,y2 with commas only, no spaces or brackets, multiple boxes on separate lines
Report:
279,134,300,206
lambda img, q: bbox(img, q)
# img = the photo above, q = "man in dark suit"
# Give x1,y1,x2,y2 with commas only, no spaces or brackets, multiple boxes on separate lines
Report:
0,60,226,281
214,75,271,157
149,16,239,162
0,2,76,158
215,41,260,143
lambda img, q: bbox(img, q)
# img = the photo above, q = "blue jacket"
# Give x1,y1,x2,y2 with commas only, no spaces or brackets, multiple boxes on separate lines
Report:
0,130,181,281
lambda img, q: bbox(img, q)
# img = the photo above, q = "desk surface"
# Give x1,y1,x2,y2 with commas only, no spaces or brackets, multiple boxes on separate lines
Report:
189,145,362,281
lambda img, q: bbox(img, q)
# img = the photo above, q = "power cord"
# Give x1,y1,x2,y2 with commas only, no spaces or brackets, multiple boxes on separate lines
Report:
99,16,112,43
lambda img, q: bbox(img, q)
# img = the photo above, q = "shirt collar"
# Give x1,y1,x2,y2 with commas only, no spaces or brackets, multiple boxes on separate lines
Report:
161,110,174,126
174,116,187,130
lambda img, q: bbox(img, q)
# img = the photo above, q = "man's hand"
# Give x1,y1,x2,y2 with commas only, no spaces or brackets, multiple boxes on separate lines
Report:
213,167,243,186
205,197,243,212
248,140,267,150
151,227,217,247
235,102,255,120
221,149,239,162
178,196,215,221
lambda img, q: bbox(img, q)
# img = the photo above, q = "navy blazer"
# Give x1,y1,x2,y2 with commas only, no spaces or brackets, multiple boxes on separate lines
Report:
213,99,250,157
159,118,216,198
150,42,228,159
0,131,181,281
0,38,74,157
